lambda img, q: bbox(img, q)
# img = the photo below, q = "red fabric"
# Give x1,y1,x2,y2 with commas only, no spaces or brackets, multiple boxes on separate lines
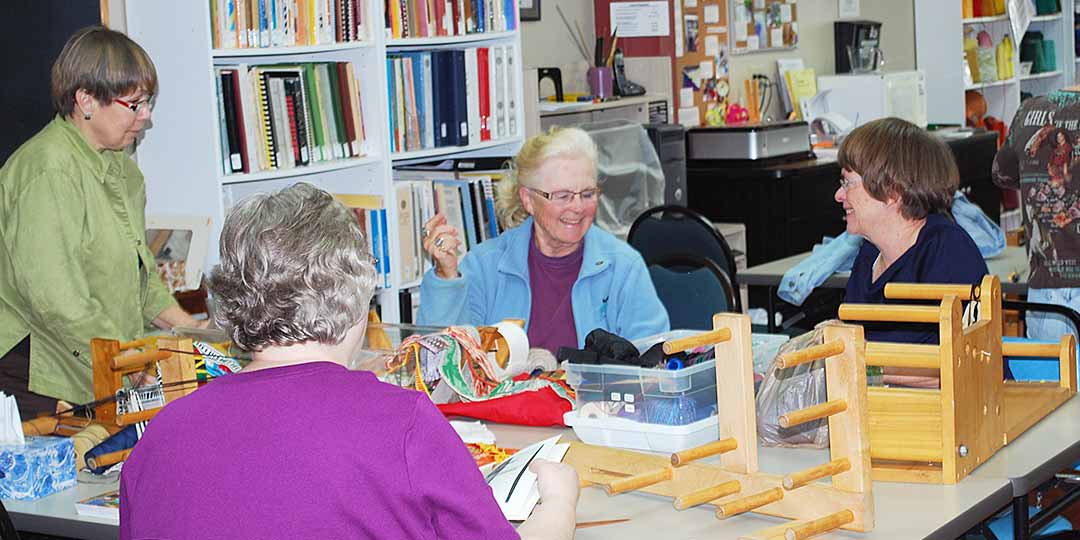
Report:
437,386,573,427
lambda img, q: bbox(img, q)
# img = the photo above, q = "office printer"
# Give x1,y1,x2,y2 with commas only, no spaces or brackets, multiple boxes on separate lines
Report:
686,121,813,164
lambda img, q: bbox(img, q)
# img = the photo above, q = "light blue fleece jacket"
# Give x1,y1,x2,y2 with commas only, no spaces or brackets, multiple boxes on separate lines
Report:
417,218,670,347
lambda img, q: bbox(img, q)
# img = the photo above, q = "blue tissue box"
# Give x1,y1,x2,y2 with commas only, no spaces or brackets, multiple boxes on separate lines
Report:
0,436,76,500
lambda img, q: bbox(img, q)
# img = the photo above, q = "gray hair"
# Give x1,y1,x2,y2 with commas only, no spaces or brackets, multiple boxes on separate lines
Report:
208,183,378,351
495,126,599,229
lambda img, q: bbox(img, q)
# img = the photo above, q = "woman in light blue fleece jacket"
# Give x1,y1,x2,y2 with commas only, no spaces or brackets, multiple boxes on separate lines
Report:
417,127,669,352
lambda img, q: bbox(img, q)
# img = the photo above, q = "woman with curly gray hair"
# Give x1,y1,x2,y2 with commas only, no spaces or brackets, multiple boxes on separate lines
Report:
119,183,579,540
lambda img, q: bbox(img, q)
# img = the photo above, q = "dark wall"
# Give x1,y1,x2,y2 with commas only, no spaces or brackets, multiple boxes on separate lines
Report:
0,2,101,165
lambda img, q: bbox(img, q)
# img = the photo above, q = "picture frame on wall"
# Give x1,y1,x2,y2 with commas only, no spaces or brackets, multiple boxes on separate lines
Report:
520,0,540,21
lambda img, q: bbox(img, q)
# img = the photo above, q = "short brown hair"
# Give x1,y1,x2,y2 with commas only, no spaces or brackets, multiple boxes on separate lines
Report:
50,26,158,117
838,117,957,220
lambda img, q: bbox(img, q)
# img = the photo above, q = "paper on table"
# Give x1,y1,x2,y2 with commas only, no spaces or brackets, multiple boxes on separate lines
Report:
488,435,569,521
0,394,25,446
450,420,496,445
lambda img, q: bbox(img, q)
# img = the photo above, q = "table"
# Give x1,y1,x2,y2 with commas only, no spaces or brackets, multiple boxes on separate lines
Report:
6,480,119,540
740,245,1030,332
483,425,1013,540
972,395,1080,540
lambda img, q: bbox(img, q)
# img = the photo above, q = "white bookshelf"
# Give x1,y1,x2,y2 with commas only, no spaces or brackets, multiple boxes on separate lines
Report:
916,1,1075,126
125,1,525,323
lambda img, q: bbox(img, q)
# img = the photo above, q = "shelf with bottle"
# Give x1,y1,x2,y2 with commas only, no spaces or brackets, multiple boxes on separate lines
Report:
962,14,1010,23
966,78,1017,90
1020,69,1064,81
1031,12,1064,21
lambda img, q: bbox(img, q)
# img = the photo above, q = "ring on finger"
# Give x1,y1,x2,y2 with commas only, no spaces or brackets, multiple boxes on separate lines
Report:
434,236,445,248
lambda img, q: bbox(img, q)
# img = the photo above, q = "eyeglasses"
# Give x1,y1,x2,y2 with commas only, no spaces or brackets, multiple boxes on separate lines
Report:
838,175,862,190
528,187,602,205
113,96,154,114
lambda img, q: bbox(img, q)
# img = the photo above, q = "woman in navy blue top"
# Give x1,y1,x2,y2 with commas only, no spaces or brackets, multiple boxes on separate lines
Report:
837,118,989,387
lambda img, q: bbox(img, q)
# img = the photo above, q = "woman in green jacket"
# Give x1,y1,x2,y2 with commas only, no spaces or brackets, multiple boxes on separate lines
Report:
0,26,203,417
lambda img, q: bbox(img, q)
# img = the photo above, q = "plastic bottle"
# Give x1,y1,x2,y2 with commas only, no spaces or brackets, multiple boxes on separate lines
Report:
997,38,1009,80
1003,34,1015,78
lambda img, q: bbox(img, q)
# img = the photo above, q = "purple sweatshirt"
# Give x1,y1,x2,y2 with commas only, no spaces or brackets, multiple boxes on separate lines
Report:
120,362,518,540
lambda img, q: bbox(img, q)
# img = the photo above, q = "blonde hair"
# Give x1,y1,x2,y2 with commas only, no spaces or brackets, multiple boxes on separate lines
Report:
51,26,158,117
495,126,599,229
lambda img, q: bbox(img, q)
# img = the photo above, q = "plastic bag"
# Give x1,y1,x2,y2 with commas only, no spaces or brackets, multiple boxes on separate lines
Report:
755,323,831,448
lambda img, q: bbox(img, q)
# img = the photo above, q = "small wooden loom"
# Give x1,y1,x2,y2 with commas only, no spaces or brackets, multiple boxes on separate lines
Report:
90,336,199,426
564,313,875,540
838,275,1077,484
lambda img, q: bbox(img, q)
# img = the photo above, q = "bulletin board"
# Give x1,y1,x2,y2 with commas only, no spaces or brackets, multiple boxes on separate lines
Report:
731,0,799,54
674,0,731,127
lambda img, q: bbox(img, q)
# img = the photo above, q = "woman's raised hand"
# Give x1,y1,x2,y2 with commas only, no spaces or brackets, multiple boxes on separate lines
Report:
422,214,463,279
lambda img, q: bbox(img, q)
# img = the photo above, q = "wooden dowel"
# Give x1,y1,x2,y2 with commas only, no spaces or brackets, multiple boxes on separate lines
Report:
866,342,941,369
671,438,738,467
86,449,131,470
1002,342,1062,358
716,487,784,519
782,458,851,490
673,480,741,510
605,467,673,495
117,409,159,426
838,304,940,324
662,328,731,355
776,340,845,369
785,509,855,540
779,399,848,429
884,283,976,301
111,350,171,371
119,337,155,351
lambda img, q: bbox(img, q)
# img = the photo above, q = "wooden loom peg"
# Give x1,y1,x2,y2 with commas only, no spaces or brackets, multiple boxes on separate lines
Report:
111,349,171,371
670,437,738,466
784,509,855,540
884,282,976,301
86,448,132,470
605,467,673,495
778,399,848,429
662,327,731,355
715,487,784,519
783,458,851,490
673,480,741,510
776,340,845,369
838,303,940,323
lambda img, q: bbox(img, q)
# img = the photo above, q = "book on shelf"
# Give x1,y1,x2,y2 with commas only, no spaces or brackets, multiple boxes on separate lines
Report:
393,171,502,276
333,194,390,288
213,61,367,177
385,0,515,39
387,43,518,154
210,0,366,50
75,489,120,521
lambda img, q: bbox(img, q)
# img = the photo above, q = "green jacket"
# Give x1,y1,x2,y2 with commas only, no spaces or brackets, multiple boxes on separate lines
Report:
0,116,177,403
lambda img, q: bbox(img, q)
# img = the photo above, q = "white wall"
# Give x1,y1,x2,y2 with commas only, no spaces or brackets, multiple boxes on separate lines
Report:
520,0,596,95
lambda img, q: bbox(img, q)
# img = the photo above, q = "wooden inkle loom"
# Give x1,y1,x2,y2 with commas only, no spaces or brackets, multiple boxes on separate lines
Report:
90,336,199,426
839,275,1077,484
563,313,875,539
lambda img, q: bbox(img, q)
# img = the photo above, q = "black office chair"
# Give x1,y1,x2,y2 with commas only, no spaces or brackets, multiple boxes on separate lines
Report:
0,499,18,540
628,205,742,312
647,255,737,331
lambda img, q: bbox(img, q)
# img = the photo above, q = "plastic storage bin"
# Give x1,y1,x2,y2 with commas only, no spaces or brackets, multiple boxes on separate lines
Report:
564,329,785,452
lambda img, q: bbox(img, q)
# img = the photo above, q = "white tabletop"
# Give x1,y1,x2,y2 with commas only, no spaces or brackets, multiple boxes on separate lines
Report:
491,424,1011,540
6,479,119,540
973,395,1080,496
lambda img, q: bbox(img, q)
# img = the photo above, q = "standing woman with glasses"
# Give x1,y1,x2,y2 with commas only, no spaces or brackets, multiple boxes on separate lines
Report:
0,26,204,417
836,118,988,387
418,126,668,353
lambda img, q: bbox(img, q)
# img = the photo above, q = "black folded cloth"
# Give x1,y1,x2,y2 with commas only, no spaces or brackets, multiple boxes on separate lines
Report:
558,329,661,367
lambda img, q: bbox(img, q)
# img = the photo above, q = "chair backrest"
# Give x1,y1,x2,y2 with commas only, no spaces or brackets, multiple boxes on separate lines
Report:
0,499,18,540
647,255,737,331
629,205,741,311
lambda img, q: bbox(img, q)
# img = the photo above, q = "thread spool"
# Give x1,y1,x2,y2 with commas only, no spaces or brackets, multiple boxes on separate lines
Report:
72,424,111,470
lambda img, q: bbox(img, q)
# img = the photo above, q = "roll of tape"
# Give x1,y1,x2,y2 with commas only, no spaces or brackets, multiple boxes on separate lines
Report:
491,321,530,381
